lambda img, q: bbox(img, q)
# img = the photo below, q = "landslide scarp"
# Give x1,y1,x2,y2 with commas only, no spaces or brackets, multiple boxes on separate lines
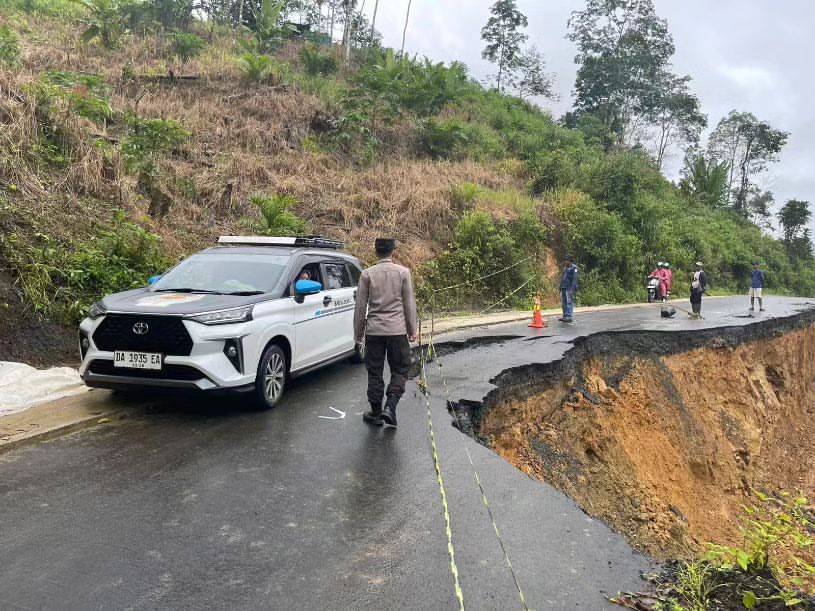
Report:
458,311,815,559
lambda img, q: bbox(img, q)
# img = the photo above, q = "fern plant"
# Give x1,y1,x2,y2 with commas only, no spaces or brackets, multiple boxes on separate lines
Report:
251,194,306,236
238,52,273,82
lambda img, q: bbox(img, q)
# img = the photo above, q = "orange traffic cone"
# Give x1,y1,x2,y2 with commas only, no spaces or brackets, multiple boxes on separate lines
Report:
529,295,547,328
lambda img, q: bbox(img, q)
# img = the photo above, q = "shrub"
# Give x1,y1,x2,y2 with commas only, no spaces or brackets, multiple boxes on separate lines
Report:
31,71,113,125
76,0,139,48
0,212,170,322
121,115,190,175
418,118,507,161
527,149,578,195
0,26,21,69
300,44,337,76
251,193,306,236
169,30,206,62
449,183,481,212
237,52,289,84
552,190,642,299
419,119,469,159
419,210,538,311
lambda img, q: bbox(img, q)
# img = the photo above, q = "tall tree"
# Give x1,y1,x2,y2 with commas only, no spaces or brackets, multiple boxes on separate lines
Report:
515,46,555,101
567,0,675,145
646,74,706,169
707,110,789,216
778,199,812,243
481,0,528,93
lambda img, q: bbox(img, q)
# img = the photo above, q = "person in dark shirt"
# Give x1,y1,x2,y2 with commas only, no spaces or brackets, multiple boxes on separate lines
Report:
750,262,766,312
559,255,579,324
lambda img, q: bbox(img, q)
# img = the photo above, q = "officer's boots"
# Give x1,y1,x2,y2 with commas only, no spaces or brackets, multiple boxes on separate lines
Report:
381,397,398,428
363,403,383,426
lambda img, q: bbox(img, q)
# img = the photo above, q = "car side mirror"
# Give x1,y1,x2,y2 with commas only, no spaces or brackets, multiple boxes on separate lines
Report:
148,275,162,285
295,279,322,295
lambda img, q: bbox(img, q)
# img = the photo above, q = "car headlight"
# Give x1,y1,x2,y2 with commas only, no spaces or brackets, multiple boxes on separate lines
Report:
187,305,254,325
88,301,107,320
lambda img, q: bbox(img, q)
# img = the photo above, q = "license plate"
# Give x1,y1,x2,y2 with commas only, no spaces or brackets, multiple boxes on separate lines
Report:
113,351,162,370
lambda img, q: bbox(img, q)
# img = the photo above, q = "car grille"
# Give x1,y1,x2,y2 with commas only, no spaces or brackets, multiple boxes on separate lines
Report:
88,360,205,381
93,314,194,356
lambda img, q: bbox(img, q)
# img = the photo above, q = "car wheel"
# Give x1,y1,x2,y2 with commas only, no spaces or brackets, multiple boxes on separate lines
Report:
351,340,365,364
255,344,287,410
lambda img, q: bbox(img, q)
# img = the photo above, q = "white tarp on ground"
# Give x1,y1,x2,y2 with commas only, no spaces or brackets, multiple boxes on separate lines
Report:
0,362,88,416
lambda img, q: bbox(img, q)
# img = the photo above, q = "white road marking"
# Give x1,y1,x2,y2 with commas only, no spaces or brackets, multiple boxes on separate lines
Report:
318,406,346,420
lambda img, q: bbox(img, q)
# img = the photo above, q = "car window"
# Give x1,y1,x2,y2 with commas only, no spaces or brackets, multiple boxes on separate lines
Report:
296,263,322,285
152,253,289,294
346,263,361,286
323,262,351,290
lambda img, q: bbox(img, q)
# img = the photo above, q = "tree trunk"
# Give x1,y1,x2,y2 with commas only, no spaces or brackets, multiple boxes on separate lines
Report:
343,0,355,67
400,0,412,56
237,0,244,27
370,0,379,46
736,137,754,215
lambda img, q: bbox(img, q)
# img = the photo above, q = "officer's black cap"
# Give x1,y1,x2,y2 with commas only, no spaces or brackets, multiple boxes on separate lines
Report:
375,238,396,253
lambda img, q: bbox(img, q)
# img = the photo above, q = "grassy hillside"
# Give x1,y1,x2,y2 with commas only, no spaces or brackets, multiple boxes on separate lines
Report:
1,1,813,355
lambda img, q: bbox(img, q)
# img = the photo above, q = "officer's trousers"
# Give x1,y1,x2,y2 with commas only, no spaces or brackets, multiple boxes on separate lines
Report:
365,335,411,408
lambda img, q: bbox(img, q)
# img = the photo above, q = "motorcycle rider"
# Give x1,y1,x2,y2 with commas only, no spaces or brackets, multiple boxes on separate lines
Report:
662,262,673,300
649,262,665,300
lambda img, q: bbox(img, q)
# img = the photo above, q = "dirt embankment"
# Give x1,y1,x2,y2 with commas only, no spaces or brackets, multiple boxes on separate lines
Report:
0,270,78,367
471,314,815,559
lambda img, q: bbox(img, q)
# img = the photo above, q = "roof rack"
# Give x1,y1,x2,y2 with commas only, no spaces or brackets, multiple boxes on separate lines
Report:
217,236,344,250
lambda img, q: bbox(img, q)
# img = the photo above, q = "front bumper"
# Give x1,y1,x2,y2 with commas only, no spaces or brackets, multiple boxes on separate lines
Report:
78,316,256,392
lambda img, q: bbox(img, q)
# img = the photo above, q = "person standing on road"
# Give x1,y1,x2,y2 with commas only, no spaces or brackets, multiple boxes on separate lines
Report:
690,261,708,319
750,262,766,312
559,255,579,324
353,238,418,428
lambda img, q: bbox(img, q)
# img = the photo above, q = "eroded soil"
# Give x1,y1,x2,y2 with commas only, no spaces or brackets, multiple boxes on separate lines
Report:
475,320,815,559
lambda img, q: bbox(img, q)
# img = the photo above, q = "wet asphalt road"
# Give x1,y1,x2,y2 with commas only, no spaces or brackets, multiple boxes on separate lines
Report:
2,296,813,610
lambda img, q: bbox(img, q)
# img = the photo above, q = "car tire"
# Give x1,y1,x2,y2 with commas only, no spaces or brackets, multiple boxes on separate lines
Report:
350,340,365,364
255,344,287,410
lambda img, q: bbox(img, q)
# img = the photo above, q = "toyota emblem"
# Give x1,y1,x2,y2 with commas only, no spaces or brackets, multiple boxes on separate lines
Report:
132,322,149,335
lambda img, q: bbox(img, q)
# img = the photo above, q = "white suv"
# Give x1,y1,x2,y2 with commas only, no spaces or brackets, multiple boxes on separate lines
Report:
79,236,364,408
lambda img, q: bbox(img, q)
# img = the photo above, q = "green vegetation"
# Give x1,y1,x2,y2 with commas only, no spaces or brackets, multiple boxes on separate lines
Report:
121,116,190,176
419,209,547,312
251,193,307,236
620,491,815,610
168,30,206,62
0,212,169,322
0,25,21,68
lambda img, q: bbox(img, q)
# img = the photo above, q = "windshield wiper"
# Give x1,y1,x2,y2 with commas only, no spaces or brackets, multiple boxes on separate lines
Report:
154,288,224,294
224,290,265,296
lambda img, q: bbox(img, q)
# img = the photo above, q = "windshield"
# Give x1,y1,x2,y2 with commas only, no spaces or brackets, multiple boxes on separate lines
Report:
152,252,289,294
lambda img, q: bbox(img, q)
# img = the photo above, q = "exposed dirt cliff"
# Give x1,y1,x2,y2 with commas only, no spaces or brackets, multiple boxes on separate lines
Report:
473,315,815,559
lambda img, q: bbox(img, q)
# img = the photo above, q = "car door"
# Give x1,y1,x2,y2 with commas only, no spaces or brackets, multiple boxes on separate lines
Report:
291,258,338,371
318,258,357,357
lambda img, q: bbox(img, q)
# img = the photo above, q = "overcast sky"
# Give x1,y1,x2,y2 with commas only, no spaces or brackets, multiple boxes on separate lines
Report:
359,0,815,233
